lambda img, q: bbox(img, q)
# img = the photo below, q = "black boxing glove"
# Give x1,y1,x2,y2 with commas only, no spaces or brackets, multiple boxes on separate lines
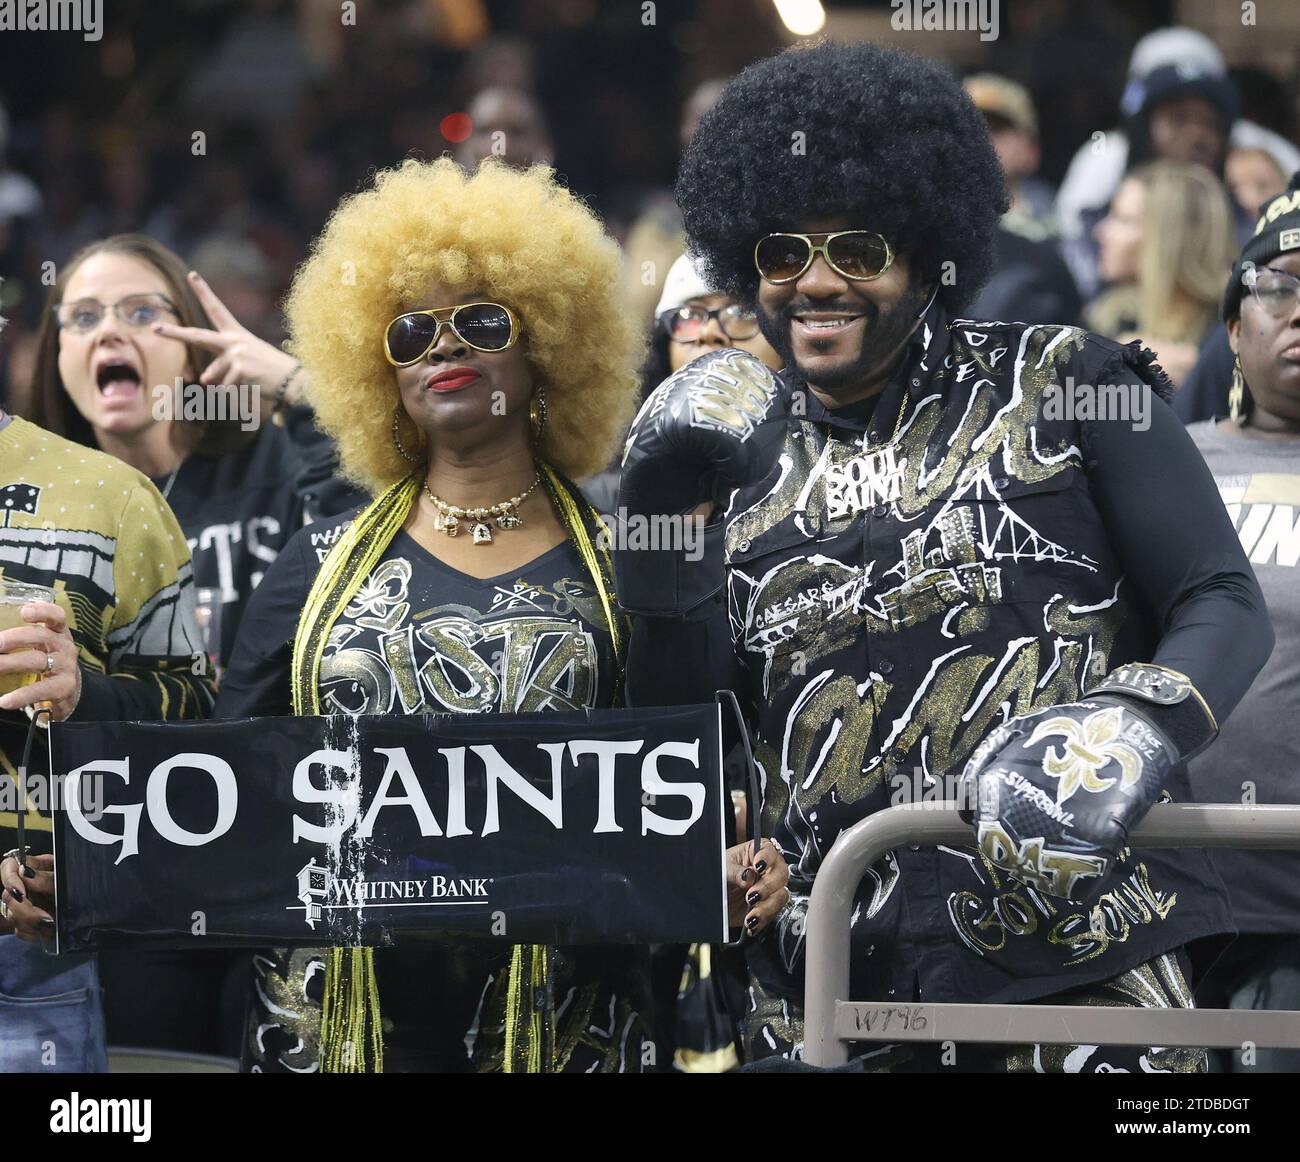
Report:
956,663,1218,903
615,348,789,616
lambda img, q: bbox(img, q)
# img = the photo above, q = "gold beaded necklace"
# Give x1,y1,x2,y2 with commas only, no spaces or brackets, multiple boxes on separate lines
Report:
422,472,542,544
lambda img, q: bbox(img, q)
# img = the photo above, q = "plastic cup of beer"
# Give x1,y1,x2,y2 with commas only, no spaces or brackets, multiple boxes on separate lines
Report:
0,579,57,697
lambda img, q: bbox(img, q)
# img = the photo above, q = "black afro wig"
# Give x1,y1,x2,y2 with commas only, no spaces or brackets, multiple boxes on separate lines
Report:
676,41,1008,315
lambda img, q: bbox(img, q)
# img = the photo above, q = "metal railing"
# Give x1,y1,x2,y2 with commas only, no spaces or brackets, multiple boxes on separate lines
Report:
803,803,1300,1067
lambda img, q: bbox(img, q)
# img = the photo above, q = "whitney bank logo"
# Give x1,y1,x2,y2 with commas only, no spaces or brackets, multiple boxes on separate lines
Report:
294,858,489,930
0,0,103,41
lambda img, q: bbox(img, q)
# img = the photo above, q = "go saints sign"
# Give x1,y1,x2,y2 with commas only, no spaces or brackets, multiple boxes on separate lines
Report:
49,705,729,951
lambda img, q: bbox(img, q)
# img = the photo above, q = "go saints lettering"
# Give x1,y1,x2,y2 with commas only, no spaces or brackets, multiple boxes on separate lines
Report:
62,732,710,865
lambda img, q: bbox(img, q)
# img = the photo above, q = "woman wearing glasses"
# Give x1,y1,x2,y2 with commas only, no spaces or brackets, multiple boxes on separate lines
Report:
26,235,344,672
654,252,783,384
215,157,790,1073
580,252,784,519
1186,174,1300,1071
633,255,785,1071
22,235,344,1058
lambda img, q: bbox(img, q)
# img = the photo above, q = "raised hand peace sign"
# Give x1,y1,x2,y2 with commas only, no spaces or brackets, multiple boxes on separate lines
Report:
152,270,304,411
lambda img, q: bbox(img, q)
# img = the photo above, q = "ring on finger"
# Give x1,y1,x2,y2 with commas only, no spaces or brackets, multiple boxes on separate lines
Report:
0,897,8,920
44,652,55,675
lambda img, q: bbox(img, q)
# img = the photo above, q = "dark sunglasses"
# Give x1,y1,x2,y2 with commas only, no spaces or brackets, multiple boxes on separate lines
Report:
661,302,760,342
753,230,894,284
383,302,520,366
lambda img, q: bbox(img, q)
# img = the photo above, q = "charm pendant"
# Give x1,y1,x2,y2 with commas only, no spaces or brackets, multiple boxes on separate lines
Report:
423,473,541,543
824,446,905,520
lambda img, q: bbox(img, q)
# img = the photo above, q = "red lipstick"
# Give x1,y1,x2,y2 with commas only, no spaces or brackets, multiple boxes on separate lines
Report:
425,368,481,393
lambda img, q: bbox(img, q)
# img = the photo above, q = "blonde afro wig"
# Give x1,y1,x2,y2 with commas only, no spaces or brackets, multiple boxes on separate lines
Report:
286,157,643,493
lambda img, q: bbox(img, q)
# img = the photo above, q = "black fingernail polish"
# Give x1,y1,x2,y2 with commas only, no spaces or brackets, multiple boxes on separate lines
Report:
22,864,36,879
740,868,753,883
9,888,22,903
745,916,758,929
746,890,760,906
40,917,54,927
756,859,768,873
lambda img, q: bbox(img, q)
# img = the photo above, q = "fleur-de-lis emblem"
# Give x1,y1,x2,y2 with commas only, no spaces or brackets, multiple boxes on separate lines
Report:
1025,706,1144,805
345,558,411,630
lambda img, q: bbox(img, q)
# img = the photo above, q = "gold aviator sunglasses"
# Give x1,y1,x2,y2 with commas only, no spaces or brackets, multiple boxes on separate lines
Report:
753,230,894,284
384,302,521,366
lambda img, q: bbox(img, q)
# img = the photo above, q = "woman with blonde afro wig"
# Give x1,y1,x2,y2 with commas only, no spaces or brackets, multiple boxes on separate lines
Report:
215,158,651,1074
288,156,640,492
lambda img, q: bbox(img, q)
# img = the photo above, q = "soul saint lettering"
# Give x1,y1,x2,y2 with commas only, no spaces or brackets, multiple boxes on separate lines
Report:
824,447,905,519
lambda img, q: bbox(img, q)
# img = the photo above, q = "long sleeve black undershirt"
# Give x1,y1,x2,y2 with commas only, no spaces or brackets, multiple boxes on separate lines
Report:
1081,379,1273,724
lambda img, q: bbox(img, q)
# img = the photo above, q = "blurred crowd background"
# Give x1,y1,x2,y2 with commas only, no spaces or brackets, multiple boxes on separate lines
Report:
1,0,1298,411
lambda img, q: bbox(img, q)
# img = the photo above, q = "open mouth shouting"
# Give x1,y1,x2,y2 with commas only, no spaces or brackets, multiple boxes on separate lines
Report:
93,353,145,409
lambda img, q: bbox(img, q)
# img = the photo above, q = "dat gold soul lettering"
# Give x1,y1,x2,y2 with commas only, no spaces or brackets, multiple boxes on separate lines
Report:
976,820,1106,898
949,861,1177,965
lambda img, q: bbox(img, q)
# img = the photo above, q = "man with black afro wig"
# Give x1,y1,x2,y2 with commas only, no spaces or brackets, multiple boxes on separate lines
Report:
617,41,1273,1073
677,40,1005,326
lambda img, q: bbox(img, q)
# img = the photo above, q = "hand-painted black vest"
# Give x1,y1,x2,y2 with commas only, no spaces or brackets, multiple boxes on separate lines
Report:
725,309,1231,1008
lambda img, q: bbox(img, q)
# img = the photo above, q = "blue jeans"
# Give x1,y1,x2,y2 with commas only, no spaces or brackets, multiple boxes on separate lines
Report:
0,939,107,1072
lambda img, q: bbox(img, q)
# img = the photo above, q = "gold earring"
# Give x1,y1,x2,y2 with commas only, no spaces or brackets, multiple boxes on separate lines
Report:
1229,357,1248,424
529,385,548,440
392,405,422,463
